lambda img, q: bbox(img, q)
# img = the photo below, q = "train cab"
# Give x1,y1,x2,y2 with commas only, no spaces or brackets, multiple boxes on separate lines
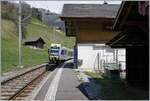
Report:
48,44,61,63
48,43,74,64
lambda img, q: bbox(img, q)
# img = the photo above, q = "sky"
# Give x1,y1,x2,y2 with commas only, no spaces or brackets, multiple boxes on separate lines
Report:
24,1,122,14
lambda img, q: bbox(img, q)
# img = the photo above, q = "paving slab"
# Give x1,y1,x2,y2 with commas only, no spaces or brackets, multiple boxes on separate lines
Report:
33,68,58,100
56,67,88,100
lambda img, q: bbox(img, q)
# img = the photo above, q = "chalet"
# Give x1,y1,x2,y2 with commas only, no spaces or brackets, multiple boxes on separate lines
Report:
24,37,45,49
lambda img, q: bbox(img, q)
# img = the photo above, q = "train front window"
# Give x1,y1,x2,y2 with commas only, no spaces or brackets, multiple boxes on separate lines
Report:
50,50,59,55
51,47,60,49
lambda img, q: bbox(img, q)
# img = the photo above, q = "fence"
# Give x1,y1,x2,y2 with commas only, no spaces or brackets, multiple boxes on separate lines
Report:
93,49,126,78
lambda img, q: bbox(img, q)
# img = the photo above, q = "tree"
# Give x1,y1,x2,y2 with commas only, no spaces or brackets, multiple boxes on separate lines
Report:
32,7,42,21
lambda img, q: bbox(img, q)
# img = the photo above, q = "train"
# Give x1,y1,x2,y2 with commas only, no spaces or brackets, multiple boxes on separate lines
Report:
48,43,73,64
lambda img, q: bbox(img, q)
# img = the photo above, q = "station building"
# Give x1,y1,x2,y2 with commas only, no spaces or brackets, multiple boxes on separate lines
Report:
77,44,125,73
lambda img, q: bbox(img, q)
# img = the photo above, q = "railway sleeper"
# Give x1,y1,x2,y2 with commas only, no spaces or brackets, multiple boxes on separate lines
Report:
1,89,18,92
1,96,10,100
1,92,15,96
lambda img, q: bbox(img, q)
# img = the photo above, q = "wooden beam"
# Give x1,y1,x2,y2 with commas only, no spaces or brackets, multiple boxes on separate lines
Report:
110,34,126,46
118,3,133,30
124,20,148,26
113,2,134,30
60,17,115,21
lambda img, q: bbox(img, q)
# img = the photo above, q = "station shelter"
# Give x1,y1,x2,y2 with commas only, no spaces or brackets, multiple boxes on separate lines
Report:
60,1,149,88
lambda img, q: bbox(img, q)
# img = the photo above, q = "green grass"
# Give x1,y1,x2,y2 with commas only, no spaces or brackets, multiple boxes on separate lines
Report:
85,71,149,100
31,17,44,24
22,46,48,66
2,19,19,72
1,18,75,72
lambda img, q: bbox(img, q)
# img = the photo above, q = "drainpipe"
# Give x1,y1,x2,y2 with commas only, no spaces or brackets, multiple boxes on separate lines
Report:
116,49,118,66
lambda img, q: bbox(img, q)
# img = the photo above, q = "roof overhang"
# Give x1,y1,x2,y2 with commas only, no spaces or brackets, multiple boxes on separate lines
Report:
106,28,148,48
108,1,149,48
113,1,149,31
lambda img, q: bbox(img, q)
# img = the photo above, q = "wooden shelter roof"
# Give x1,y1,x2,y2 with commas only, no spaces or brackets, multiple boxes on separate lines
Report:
107,1,149,48
113,1,149,31
60,4,121,42
61,4,120,19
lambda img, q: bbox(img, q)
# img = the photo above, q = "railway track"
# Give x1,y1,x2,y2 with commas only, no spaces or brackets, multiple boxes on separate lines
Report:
1,64,50,100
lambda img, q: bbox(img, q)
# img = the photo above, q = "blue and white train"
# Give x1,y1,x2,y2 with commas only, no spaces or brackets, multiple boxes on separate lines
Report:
48,44,73,64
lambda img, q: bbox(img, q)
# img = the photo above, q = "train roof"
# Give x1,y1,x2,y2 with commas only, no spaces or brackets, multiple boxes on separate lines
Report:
50,43,73,51
50,43,61,47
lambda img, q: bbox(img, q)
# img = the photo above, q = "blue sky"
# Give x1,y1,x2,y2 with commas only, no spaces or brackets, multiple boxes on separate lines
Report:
24,1,122,14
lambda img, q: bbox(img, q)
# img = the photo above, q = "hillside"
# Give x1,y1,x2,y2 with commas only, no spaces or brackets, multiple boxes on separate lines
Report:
2,18,75,72
39,10,65,31
26,17,75,48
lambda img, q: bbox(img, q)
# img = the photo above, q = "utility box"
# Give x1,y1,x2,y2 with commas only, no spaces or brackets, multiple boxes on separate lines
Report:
104,63,120,80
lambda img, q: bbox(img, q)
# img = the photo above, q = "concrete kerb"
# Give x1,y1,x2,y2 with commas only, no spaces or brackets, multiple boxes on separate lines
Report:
25,71,53,100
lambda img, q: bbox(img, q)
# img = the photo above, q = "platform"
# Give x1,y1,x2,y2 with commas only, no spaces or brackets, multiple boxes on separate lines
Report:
30,60,88,100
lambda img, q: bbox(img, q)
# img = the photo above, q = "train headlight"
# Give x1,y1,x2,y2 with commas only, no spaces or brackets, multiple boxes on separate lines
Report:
49,56,53,60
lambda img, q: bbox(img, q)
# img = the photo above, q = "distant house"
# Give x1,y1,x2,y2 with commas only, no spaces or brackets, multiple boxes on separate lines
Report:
24,37,45,49
78,44,125,73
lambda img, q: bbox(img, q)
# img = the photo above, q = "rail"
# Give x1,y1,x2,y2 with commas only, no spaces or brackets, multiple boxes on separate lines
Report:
1,64,47,100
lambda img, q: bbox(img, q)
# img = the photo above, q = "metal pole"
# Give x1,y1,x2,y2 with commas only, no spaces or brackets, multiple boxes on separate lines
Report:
116,49,118,65
113,49,115,61
53,26,55,43
98,53,100,70
0,1,1,73
19,0,22,66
